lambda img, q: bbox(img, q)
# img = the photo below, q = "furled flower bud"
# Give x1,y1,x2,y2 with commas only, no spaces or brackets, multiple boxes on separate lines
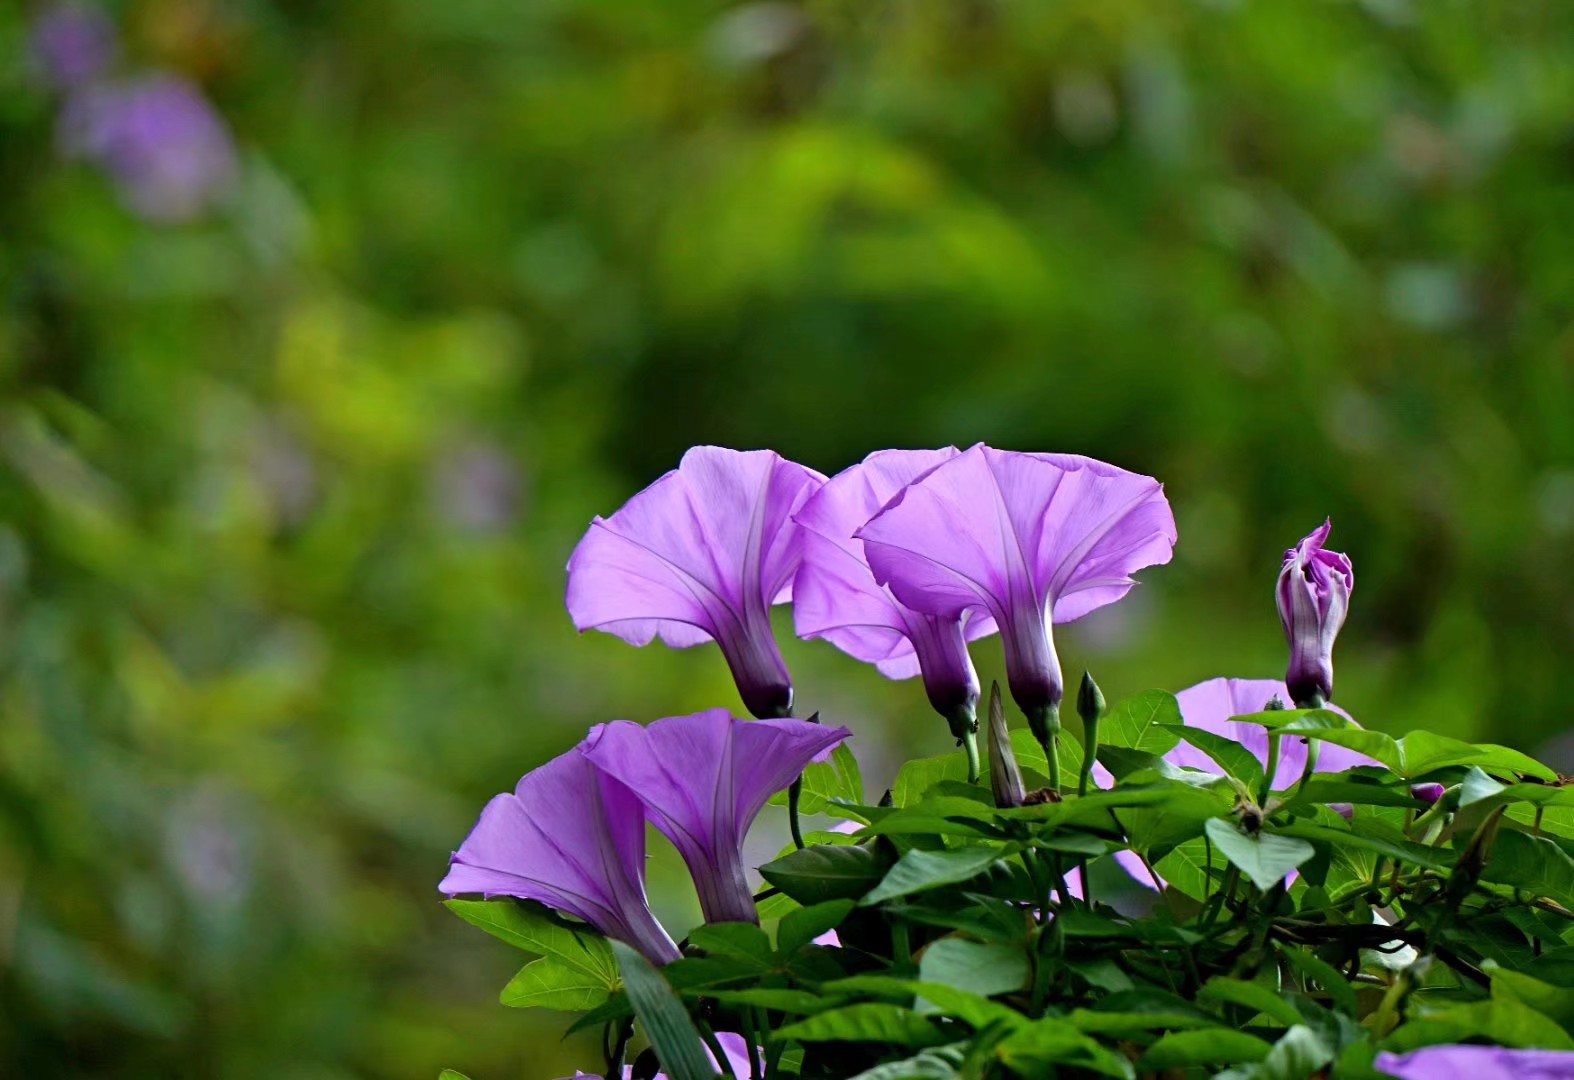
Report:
986,682,1026,810
1276,520,1353,708
1410,782,1445,807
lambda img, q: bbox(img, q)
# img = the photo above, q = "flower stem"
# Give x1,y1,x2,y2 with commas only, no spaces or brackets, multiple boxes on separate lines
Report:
1260,733,1281,805
1041,734,1062,792
787,779,805,850
962,728,981,784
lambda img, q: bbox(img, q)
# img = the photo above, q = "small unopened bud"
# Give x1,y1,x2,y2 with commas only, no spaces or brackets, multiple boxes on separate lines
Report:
1077,671,1106,726
1410,782,1445,807
986,682,1026,809
1330,802,1355,821
1264,695,1287,711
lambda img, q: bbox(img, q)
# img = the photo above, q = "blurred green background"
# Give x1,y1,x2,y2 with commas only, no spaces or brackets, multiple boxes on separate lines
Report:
2,0,1572,1075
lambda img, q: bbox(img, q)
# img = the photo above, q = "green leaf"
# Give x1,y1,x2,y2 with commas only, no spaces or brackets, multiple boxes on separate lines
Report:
846,1046,967,1080
892,751,974,807
700,988,835,1014
1199,976,1305,1027
1204,819,1315,892
776,1003,943,1046
1011,729,1085,790
499,956,613,1011
1383,997,1574,1052
1479,828,1574,900
687,922,774,969
1252,1025,1334,1080
1399,731,1555,781
1490,967,1574,1032
1152,836,1223,902
861,847,1006,905
1278,946,1359,1017
777,899,855,956
917,938,1029,999
772,744,864,814
438,1071,472,1080
1137,1029,1274,1070
1274,820,1448,872
1161,723,1264,787
1070,989,1223,1034
610,941,715,1080
996,1016,1137,1078
1100,690,1183,756
443,899,618,992
760,843,894,905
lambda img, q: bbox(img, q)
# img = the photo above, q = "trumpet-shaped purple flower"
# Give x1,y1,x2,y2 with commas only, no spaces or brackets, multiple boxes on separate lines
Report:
1375,1046,1574,1080
794,448,997,738
440,747,681,966
566,447,826,719
858,445,1176,741
581,709,850,925
1277,520,1353,708
1166,677,1380,788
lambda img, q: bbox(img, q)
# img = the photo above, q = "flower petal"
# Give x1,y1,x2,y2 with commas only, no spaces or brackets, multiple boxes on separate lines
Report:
581,710,850,924
440,747,680,965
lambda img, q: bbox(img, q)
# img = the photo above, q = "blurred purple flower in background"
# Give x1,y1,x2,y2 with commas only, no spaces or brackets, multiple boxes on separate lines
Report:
566,446,826,720
28,3,116,90
1277,520,1353,708
581,709,850,925
59,73,238,223
858,445,1176,745
439,747,681,966
1167,677,1380,788
1410,781,1446,806
1374,1045,1574,1079
794,447,997,740
432,441,521,535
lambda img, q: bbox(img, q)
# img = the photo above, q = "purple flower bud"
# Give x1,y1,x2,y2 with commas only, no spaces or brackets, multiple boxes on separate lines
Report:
986,683,1026,809
29,4,116,91
1410,782,1445,806
1329,802,1355,821
1276,520,1353,708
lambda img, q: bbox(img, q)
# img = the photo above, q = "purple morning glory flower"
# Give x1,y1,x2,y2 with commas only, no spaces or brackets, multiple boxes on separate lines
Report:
857,445,1176,742
28,3,116,90
793,448,997,740
1165,677,1380,788
59,73,238,223
1277,520,1353,708
581,709,850,925
440,746,681,966
566,447,826,720
1374,1046,1574,1080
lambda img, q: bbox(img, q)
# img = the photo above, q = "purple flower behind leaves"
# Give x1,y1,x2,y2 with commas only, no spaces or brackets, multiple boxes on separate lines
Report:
29,3,116,90
1410,782,1446,806
60,73,237,223
581,709,850,925
1166,677,1380,788
793,448,997,737
566,447,826,719
557,1033,759,1079
440,746,681,966
858,445,1176,738
1374,1045,1574,1080
1276,520,1353,708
